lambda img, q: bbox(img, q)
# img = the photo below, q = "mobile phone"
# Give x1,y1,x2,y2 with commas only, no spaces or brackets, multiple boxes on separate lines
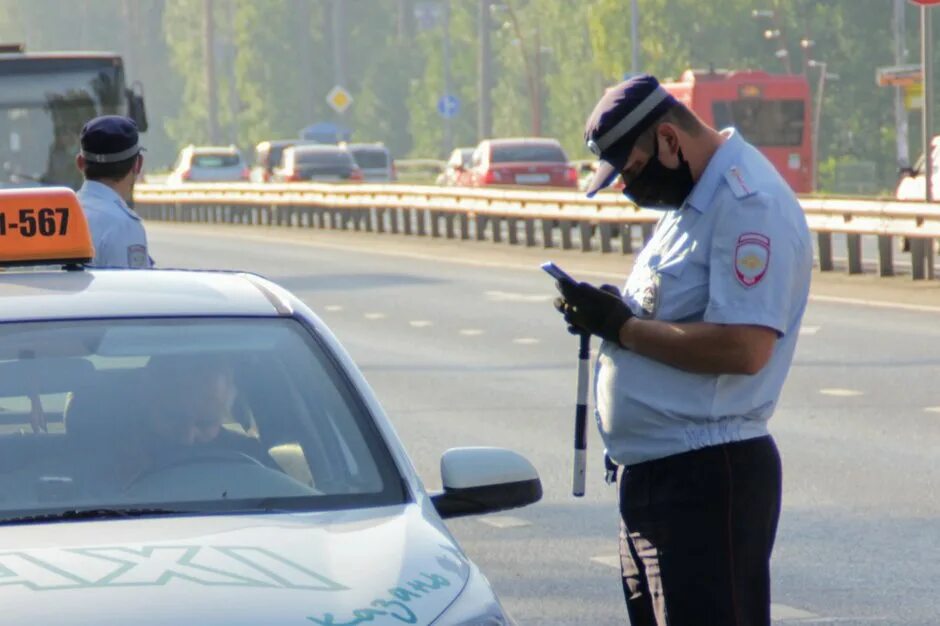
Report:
541,261,577,286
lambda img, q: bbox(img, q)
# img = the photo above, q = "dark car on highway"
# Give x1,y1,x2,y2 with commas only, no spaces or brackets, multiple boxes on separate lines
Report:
272,145,363,183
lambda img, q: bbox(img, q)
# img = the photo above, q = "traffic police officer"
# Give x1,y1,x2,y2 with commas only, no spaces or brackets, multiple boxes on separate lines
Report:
553,75,812,625
75,115,152,268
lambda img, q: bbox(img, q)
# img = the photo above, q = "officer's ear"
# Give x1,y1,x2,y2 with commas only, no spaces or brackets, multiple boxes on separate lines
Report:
133,154,144,175
75,154,86,173
656,123,681,157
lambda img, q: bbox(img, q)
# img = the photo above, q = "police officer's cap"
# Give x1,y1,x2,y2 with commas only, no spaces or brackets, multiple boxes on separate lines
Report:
583,74,678,198
80,115,144,164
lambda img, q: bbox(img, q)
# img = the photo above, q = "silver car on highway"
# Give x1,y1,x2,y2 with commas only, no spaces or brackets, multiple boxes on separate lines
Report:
167,145,249,185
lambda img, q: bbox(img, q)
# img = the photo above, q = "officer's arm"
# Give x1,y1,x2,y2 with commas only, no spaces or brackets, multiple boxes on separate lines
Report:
618,320,777,375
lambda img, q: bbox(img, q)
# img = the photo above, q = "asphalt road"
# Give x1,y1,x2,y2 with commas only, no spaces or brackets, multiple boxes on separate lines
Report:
149,222,940,626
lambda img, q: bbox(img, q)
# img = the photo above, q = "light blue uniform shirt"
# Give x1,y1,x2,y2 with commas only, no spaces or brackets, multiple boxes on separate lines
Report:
77,180,152,268
595,129,812,466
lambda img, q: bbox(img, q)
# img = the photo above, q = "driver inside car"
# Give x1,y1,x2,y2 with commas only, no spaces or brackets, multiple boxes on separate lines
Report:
132,355,280,471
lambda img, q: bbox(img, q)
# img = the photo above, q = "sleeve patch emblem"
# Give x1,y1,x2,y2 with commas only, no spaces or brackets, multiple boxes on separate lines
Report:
734,233,770,287
127,244,148,268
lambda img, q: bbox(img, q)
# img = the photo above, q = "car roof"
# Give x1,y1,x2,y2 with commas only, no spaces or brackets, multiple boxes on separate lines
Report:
187,145,242,155
0,269,285,322
290,144,348,154
344,143,388,151
484,137,563,147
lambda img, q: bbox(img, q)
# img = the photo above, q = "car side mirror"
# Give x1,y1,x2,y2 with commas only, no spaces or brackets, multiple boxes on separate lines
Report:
126,82,149,133
431,447,542,519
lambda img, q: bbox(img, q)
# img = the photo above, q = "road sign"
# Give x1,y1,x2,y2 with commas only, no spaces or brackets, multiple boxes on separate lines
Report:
909,0,940,6
437,94,460,119
326,86,353,114
876,64,923,87
905,83,924,110
414,2,444,30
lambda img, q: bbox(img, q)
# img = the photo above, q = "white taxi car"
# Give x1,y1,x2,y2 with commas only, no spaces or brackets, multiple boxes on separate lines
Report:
0,188,541,625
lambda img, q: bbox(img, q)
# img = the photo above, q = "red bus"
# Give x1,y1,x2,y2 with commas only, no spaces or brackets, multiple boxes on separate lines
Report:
661,69,813,193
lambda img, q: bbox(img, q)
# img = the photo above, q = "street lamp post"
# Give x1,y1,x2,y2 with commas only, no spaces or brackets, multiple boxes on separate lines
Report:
809,60,825,193
496,2,543,136
808,60,838,193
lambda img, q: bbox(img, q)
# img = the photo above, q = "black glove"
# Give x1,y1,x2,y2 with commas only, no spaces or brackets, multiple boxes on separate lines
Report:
553,281,633,345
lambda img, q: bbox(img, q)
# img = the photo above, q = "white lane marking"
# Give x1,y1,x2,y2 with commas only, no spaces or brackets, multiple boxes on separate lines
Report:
364,312,386,320
409,320,433,328
809,294,940,314
799,325,820,335
924,406,940,413
590,555,621,569
819,388,864,397
771,604,821,620
512,337,540,345
159,225,940,314
477,515,531,529
459,328,484,336
485,290,554,303
325,305,344,312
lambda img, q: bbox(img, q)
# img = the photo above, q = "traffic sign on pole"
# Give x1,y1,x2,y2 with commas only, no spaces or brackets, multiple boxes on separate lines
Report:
326,86,353,114
437,94,460,119
909,1,940,5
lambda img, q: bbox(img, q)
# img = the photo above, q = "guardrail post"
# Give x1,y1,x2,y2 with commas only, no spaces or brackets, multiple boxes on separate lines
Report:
373,208,383,233
579,222,593,252
542,219,554,248
817,232,834,272
641,223,654,246
492,216,502,242
403,209,413,235
877,235,894,277
561,221,574,249
932,244,937,280
524,219,536,246
445,213,455,239
459,213,469,239
846,234,863,275
389,208,400,234
475,215,486,241
416,209,427,236
621,224,633,254
508,217,519,245
600,223,613,253
911,239,927,280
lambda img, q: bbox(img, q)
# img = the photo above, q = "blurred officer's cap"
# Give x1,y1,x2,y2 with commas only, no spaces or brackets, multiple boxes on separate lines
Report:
80,115,144,164
583,74,678,198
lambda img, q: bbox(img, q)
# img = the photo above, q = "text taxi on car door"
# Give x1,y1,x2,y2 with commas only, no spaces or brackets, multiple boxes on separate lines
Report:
0,187,541,626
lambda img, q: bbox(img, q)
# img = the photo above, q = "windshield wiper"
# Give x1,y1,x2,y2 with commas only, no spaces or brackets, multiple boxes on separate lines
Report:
0,507,185,526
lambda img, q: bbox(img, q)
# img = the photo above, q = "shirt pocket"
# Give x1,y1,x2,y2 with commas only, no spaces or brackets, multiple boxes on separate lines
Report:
653,253,710,322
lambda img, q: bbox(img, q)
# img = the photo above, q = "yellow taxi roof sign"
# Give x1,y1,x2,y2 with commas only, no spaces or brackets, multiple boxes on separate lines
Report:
0,187,94,266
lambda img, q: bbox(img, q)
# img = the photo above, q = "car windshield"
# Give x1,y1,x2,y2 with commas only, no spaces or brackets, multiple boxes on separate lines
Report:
712,99,805,147
350,149,388,169
0,317,406,523
294,150,354,167
192,154,241,168
491,143,567,163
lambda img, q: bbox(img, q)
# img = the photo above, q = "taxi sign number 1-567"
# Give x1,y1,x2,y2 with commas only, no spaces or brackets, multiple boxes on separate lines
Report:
0,207,70,237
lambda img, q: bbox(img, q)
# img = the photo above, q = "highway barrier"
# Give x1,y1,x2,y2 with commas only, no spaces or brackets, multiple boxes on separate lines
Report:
134,183,940,280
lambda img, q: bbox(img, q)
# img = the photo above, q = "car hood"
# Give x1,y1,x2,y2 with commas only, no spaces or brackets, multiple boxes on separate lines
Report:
0,504,472,626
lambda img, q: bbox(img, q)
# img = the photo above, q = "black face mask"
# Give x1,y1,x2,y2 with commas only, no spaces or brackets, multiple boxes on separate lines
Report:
622,137,695,209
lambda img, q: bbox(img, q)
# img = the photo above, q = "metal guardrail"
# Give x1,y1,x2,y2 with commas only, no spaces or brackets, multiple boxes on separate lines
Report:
134,183,940,280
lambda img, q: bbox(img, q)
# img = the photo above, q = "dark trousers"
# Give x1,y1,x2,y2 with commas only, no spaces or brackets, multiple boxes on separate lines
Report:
618,435,782,626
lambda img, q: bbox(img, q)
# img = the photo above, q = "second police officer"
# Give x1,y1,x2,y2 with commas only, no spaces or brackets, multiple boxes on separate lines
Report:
553,75,812,625
75,115,152,268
